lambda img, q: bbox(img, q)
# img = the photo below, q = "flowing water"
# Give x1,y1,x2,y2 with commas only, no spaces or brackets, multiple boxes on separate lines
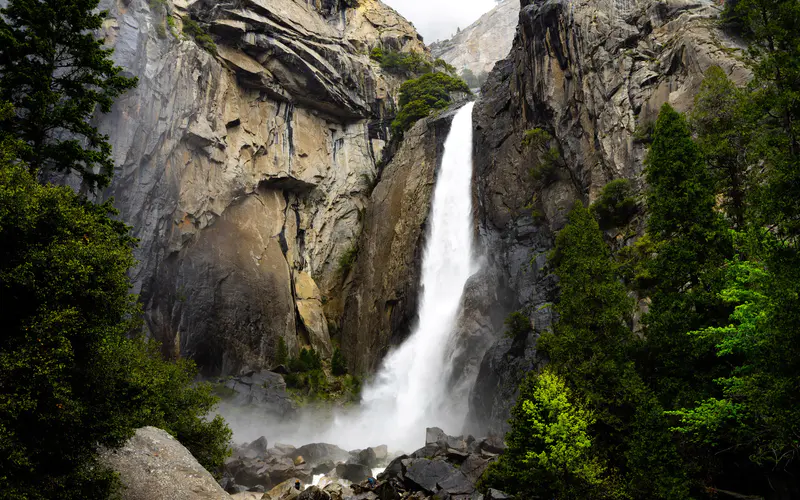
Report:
226,102,478,453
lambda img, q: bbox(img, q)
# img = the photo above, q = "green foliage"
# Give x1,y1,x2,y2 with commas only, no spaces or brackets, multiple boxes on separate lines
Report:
640,103,732,408
369,46,384,62
522,128,561,186
481,369,620,499
390,72,470,135
331,347,347,376
690,66,754,228
590,179,639,230
0,164,230,498
632,119,655,144
379,50,432,75
274,337,289,366
288,347,322,373
182,16,217,55
433,58,456,74
503,311,531,340
338,244,358,276
0,0,138,190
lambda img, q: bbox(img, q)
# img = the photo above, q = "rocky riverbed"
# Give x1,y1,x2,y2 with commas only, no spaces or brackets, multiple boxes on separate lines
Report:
220,427,511,500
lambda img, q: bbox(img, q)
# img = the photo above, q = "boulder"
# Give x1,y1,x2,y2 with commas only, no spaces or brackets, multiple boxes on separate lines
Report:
297,486,331,500
336,462,372,483
357,447,378,467
266,478,302,500
292,443,350,466
404,459,458,493
425,427,447,446
230,493,264,500
323,482,352,500
379,454,408,481
479,436,505,455
485,489,512,500
312,460,336,475
437,471,474,496
247,436,269,455
274,443,297,455
100,426,232,500
460,455,491,484
226,371,296,418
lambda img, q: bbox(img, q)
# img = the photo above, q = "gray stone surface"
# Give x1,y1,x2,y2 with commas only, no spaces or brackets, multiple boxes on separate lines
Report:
430,0,519,78
101,426,232,500
92,0,429,375
467,0,748,435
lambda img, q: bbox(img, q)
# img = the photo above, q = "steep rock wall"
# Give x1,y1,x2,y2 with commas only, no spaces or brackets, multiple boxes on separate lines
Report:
340,106,464,374
468,0,747,434
96,0,427,374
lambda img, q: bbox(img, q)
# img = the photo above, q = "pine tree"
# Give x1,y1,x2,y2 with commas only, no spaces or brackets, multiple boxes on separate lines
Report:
0,0,137,189
640,103,732,408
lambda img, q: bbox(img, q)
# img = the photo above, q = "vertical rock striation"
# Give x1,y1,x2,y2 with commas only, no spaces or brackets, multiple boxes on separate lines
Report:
95,0,428,374
468,0,748,434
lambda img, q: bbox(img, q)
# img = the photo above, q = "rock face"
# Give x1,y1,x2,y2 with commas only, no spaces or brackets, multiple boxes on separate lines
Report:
340,104,467,373
94,0,428,375
430,0,519,78
101,426,232,500
467,0,747,435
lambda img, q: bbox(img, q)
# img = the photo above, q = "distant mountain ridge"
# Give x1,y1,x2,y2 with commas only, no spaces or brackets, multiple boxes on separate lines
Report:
430,0,519,81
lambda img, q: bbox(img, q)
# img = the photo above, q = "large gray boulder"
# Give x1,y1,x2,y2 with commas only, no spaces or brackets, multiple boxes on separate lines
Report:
101,426,232,500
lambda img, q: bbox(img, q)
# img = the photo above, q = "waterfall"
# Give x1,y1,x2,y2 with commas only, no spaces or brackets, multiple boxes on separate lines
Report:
326,102,478,451
232,103,478,453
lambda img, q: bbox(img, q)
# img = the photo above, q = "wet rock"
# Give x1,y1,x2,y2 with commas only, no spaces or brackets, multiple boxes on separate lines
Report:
379,454,408,481
312,460,336,475
425,427,447,446
372,481,401,500
292,443,350,466
336,462,372,483
323,482,353,500
404,459,457,493
274,443,297,455
297,486,331,500
479,436,505,455
246,436,269,455
266,478,301,500
230,493,263,500
358,447,378,467
99,426,232,500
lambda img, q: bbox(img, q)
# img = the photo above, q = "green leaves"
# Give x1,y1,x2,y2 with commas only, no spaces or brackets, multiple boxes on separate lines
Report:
391,72,471,135
0,0,137,189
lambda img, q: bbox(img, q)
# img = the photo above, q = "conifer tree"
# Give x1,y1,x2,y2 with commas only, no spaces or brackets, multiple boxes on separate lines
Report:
0,0,137,189
641,103,732,408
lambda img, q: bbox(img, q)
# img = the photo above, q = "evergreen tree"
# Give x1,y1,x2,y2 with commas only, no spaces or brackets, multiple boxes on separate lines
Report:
640,103,732,409
691,66,754,228
0,0,137,189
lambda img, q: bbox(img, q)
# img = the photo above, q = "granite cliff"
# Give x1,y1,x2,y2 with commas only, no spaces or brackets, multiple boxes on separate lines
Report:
430,0,519,79
95,0,429,375
467,0,748,435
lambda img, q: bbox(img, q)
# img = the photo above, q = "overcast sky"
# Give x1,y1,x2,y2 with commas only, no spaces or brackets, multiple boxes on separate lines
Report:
383,0,496,43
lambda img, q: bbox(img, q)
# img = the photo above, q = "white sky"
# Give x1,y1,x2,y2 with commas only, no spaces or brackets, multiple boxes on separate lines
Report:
383,0,496,43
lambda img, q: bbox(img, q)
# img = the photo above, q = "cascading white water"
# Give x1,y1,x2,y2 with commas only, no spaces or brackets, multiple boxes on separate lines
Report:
321,102,478,451
354,101,477,446
226,103,478,453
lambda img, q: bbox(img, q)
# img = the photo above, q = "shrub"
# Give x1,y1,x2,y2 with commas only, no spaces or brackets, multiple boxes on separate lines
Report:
338,245,358,276
0,164,231,497
380,50,432,75
369,46,384,62
182,16,217,55
332,347,347,376
522,128,561,186
274,337,288,366
590,178,639,230
390,72,471,135
504,311,531,339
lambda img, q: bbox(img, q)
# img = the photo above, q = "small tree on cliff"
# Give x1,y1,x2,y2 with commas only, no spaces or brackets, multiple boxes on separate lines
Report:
0,0,138,189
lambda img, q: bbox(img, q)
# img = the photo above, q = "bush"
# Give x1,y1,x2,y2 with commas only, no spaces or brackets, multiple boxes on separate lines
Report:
338,245,358,276
182,16,217,55
590,178,639,230
390,72,471,135
369,46,383,62
332,347,347,376
288,347,322,373
274,337,288,366
0,164,231,497
379,50,432,75
522,128,561,186
504,311,531,339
